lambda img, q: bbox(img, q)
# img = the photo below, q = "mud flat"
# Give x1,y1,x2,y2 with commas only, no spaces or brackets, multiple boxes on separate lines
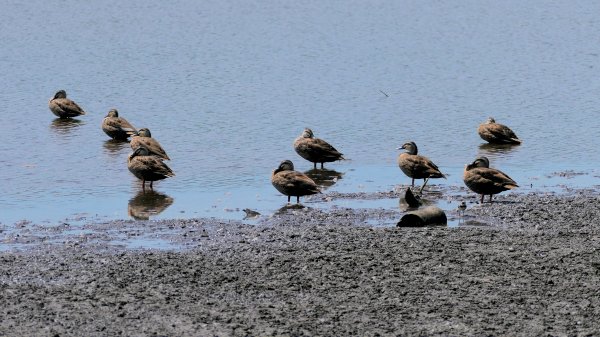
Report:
1,189,600,336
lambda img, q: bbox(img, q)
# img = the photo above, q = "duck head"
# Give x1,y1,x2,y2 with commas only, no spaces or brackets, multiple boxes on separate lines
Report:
466,156,490,170
274,160,294,174
137,128,152,137
53,90,67,99
129,146,150,160
486,117,496,124
397,141,418,155
301,128,314,139
107,109,119,118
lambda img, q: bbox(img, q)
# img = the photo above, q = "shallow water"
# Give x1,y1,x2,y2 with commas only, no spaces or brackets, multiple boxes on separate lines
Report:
2,0,600,225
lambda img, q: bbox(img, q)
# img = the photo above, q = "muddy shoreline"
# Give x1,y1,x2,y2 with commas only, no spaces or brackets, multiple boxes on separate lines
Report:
1,189,600,336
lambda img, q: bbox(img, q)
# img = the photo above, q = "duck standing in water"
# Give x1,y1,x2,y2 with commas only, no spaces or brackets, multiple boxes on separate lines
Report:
101,109,137,140
128,146,174,190
478,117,521,144
48,90,87,119
271,160,320,203
463,156,518,203
397,141,446,193
130,128,170,160
293,128,344,169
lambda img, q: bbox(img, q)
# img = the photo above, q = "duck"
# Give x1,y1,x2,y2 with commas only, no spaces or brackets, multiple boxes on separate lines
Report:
293,128,344,169
271,160,320,203
48,90,87,119
130,128,170,160
463,156,518,203
101,109,137,140
457,201,467,216
478,117,521,144
128,146,174,190
397,141,446,193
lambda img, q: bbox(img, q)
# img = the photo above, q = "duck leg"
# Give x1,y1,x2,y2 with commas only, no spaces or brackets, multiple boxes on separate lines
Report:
480,194,484,204
287,195,291,203
296,196,300,203
313,162,317,169
150,181,154,190
489,195,493,203
418,178,430,194
320,163,324,169
411,178,415,187
141,179,146,191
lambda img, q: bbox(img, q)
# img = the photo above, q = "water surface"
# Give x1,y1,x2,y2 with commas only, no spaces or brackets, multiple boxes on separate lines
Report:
2,0,600,224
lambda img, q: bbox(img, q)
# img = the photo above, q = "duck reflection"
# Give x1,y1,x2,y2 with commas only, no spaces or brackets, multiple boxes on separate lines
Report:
128,190,174,220
304,168,343,189
103,139,131,156
50,118,84,135
275,203,307,215
478,142,521,158
398,188,434,212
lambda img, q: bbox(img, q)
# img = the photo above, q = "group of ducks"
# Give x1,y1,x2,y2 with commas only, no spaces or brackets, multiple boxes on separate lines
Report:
49,90,174,190
49,90,520,205
272,117,520,205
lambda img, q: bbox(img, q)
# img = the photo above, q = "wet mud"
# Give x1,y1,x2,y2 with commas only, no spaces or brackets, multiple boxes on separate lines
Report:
1,187,600,335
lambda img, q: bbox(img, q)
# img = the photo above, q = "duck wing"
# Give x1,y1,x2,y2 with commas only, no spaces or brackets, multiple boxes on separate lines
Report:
129,156,174,178
472,167,518,189
51,98,86,116
103,117,137,135
296,138,343,161
479,123,520,143
273,171,320,195
400,154,445,178
131,137,170,160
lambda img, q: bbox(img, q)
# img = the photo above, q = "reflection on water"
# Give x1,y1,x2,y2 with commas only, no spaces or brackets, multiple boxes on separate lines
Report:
398,191,436,212
304,169,343,189
50,118,84,135
477,143,521,160
103,139,131,156
128,190,174,220
275,203,307,215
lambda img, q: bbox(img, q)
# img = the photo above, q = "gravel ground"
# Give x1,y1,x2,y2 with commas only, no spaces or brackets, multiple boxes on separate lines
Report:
1,189,600,336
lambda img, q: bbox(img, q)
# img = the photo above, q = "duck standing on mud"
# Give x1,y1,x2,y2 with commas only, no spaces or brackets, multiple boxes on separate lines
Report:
397,141,446,193
271,160,320,203
477,117,521,144
293,128,344,169
463,156,518,203
48,90,87,119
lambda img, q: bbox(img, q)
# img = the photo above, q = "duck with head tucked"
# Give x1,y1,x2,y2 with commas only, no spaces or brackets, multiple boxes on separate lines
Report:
463,156,518,203
271,160,320,203
397,141,446,193
130,128,170,160
128,146,174,190
102,109,137,140
478,117,521,144
48,90,87,119
294,128,344,169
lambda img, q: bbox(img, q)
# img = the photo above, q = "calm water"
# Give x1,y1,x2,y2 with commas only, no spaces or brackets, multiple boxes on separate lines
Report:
2,0,600,224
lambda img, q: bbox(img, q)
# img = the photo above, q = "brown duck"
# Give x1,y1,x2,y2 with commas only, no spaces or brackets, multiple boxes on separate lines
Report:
271,160,320,203
463,156,518,203
48,90,87,119
102,109,137,140
397,141,446,193
478,117,521,144
294,128,344,169
130,128,170,160
128,146,174,190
